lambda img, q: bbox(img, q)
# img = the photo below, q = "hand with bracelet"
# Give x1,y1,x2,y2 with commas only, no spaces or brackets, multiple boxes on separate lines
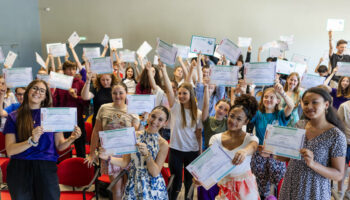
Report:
29,126,44,146
137,142,151,161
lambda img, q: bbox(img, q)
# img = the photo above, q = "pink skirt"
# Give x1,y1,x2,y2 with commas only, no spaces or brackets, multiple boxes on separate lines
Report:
216,170,260,200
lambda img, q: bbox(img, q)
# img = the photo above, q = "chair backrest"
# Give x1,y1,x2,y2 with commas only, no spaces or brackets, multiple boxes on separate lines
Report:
0,132,7,155
0,158,10,183
57,157,95,187
85,122,93,144
57,147,72,163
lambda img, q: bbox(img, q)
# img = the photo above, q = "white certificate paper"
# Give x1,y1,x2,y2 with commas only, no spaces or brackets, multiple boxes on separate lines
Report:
101,34,109,47
327,19,345,31
46,43,60,54
3,67,33,88
269,48,283,58
190,35,216,56
4,51,17,68
173,44,190,59
216,38,241,63
245,62,276,86
89,57,113,74
37,74,50,83
238,37,252,47
280,35,294,45
336,62,350,77
127,95,155,114
186,143,235,190
291,54,309,65
263,125,305,160
83,47,101,59
109,38,123,49
0,47,4,63
276,59,296,75
262,41,279,51
301,74,326,89
210,65,239,87
41,107,77,132
35,52,47,69
157,39,177,66
137,41,152,58
99,127,137,155
48,43,67,57
68,32,80,48
119,50,136,63
49,71,73,90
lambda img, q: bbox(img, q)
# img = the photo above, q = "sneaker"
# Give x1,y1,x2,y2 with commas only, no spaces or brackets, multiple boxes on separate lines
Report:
265,195,277,200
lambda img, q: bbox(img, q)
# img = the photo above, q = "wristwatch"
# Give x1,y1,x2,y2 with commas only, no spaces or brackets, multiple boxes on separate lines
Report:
28,136,39,147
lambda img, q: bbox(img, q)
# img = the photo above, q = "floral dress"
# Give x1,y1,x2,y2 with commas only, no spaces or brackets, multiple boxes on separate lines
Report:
123,131,168,200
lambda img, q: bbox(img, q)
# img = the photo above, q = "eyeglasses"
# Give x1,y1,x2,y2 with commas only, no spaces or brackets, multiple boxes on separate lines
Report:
31,86,46,95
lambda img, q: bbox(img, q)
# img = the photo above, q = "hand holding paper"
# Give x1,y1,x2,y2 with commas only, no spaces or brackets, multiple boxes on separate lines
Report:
4,51,17,68
68,32,80,48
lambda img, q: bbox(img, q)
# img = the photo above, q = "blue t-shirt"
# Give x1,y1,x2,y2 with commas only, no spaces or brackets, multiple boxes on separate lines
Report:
331,88,349,110
3,109,58,162
4,103,20,114
250,110,291,145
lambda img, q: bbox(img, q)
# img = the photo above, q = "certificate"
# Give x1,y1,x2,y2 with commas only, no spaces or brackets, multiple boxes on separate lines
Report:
83,47,100,59
0,47,4,63
291,54,309,65
109,38,123,49
276,59,296,75
280,35,294,45
37,74,50,83
49,71,73,90
263,125,305,160
68,32,80,48
101,34,109,47
262,41,279,51
190,35,216,56
41,107,77,132
269,48,283,58
157,39,177,67
173,44,190,58
89,57,113,74
137,41,152,58
46,43,60,54
36,52,47,69
119,50,136,63
48,43,67,57
327,19,344,31
238,37,252,47
4,51,17,68
300,74,326,89
209,65,239,87
277,41,289,51
216,38,241,63
336,62,350,77
99,127,137,155
186,143,235,190
153,55,159,65
245,62,276,86
3,67,32,88
127,95,155,114
294,63,307,77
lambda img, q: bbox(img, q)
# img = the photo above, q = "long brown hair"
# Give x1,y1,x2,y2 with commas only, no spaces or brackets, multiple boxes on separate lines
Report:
258,87,280,113
16,80,52,142
283,72,302,108
93,73,120,92
337,77,350,98
139,66,162,91
178,83,198,128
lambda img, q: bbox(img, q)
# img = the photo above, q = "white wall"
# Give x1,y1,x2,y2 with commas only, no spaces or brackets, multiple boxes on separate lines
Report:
38,0,350,69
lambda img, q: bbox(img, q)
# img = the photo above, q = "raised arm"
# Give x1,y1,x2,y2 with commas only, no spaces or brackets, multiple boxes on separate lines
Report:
81,72,95,100
202,84,209,121
101,44,108,57
178,57,188,79
314,58,324,73
257,46,262,62
68,42,82,71
146,62,157,90
245,46,252,63
186,54,200,83
274,83,294,117
160,63,175,107
329,31,334,57
56,57,62,71
323,67,337,91
45,54,50,68
49,54,55,72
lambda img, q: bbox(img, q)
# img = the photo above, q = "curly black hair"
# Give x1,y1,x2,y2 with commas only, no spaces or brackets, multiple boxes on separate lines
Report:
230,94,258,120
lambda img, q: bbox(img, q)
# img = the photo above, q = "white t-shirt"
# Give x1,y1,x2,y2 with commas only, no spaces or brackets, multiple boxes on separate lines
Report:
123,79,136,94
338,100,350,144
209,133,259,177
170,100,202,152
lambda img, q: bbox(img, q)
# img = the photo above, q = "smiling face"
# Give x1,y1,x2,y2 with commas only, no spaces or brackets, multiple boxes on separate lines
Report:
202,68,210,79
147,109,168,133
262,89,280,111
227,107,248,131
337,43,347,54
15,88,25,104
112,85,127,106
0,78,6,94
287,75,299,91
178,87,190,104
302,92,329,120
126,68,134,79
28,82,46,106
215,101,230,119
100,74,112,88
340,77,350,90
174,67,183,79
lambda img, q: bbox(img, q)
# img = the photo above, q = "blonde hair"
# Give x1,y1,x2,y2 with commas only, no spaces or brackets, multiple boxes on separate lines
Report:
258,87,281,113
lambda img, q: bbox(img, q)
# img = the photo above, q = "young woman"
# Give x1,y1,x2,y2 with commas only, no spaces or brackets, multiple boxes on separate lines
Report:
122,66,137,94
206,94,260,199
81,72,119,126
160,62,202,200
324,70,350,109
279,87,346,200
99,106,170,199
281,72,304,126
86,83,140,200
4,80,81,200
250,83,294,199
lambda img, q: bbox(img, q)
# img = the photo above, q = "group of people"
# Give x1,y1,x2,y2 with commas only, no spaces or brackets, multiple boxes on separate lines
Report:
1,30,350,200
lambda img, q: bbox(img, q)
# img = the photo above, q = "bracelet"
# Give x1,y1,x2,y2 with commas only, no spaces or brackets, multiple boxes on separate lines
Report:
28,136,39,147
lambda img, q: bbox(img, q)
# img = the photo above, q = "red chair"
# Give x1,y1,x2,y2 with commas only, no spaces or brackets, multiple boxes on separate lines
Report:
72,122,92,155
0,158,11,200
57,157,99,200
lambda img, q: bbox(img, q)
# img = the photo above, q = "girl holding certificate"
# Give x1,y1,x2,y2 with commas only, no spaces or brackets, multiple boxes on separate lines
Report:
207,94,260,200
99,106,170,199
86,82,140,200
160,61,202,200
324,72,350,109
281,72,304,127
279,87,346,200
4,80,82,200
250,83,294,199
